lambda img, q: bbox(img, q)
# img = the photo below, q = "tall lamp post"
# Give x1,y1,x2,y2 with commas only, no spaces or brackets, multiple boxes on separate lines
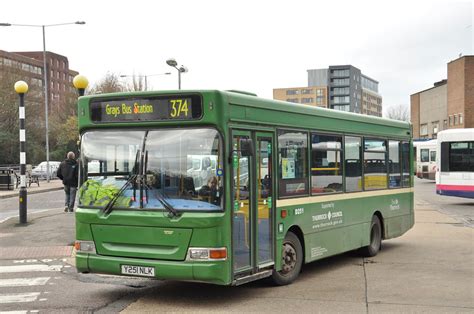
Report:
0,21,86,182
166,58,188,90
120,72,171,91
15,81,28,224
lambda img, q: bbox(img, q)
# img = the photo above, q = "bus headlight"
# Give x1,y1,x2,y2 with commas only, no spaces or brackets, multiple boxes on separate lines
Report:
75,240,96,254
187,247,227,261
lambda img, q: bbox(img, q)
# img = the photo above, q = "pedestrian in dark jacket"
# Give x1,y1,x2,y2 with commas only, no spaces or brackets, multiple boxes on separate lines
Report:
57,151,79,213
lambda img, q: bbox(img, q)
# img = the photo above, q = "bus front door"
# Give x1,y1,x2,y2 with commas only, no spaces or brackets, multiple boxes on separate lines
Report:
232,131,274,279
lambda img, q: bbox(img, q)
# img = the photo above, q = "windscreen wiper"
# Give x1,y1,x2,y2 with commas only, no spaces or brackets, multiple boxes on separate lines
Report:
145,184,180,218
103,174,138,215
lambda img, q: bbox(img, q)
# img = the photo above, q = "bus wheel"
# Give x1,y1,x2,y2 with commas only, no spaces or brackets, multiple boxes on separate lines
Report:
271,231,302,285
360,215,382,257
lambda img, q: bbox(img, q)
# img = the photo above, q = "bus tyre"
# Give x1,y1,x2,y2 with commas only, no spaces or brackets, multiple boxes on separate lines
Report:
271,231,302,286
360,215,382,257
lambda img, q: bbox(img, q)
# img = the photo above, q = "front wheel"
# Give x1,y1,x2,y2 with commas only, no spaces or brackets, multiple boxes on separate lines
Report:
360,215,382,257
271,231,303,286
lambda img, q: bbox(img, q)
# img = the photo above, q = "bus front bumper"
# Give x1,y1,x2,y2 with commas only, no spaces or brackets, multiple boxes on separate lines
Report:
76,253,230,285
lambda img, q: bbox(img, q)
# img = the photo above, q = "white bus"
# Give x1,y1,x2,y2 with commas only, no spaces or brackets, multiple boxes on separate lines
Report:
436,129,474,198
415,139,437,180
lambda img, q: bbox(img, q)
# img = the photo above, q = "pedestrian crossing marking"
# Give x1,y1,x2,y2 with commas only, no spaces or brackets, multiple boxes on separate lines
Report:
0,264,62,273
0,277,50,287
0,292,40,304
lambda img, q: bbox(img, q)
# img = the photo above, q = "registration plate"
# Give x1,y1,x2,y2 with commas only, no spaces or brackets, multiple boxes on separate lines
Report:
121,265,155,277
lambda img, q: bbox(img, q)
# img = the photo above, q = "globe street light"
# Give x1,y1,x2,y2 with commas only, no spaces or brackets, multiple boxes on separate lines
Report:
0,21,86,182
166,58,188,90
73,74,89,96
120,72,171,91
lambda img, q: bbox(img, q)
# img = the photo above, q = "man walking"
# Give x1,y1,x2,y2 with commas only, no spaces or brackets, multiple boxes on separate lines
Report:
57,151,79,213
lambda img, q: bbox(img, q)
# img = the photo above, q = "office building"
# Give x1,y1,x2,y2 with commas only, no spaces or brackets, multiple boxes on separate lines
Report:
410,55,473,139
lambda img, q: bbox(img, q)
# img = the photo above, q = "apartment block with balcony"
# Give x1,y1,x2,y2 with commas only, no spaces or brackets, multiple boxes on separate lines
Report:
307,65,382,116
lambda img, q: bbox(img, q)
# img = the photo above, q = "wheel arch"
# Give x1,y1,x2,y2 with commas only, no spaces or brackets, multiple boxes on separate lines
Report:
287,225,305,264
373,211,385,240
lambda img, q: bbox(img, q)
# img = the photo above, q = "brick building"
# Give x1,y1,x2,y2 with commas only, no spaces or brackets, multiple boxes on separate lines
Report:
272,86,328,108
410,55,473,139
0,50,78,114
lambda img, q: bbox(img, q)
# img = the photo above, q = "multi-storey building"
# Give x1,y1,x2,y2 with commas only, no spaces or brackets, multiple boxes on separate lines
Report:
410,55,473,139
274,65,382,117
0,50,79,114
272,86,328,108
307,65,382,117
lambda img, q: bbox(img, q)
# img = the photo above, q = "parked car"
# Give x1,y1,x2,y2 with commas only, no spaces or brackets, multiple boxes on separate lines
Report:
31,161,61,180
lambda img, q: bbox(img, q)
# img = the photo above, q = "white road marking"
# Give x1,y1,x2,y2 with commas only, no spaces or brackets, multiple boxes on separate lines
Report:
0,277,50,287
0,264,62,273
0,292,40,304
0,311,29,314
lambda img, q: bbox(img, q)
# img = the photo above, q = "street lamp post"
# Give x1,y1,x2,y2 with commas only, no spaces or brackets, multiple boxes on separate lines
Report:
14,81,29,224
166,58,188,90
120,72,171,91
0,21,86,182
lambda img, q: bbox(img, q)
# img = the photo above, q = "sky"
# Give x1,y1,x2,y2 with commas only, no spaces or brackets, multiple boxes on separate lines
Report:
1,0,472,114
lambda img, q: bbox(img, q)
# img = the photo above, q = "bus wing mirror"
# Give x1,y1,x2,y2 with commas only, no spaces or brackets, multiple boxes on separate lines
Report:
240,138,254,157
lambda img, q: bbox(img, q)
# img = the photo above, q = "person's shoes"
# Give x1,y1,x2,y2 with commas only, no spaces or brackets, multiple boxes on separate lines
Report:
64,207,68,212
68,209,74,213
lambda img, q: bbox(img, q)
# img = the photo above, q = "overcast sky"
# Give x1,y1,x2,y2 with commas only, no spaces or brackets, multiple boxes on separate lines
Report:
1,0,472,114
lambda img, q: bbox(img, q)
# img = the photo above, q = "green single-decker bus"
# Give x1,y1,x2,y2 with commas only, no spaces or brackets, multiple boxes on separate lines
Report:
75,90,414,286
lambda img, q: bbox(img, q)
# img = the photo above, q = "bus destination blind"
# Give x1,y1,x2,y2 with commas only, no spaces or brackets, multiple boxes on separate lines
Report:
90,95,202,122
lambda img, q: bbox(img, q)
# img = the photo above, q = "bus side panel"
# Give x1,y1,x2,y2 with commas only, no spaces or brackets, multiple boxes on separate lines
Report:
276,191,413,265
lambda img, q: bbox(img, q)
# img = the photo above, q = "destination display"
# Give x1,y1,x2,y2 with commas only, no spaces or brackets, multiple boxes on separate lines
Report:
90,95,202,122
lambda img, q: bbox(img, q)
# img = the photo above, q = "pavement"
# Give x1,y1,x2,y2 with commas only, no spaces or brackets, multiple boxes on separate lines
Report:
0,183,472,312
0,179,63,199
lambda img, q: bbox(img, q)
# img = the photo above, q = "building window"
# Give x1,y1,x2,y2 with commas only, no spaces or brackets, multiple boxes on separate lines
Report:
333,105,350,111
316,96,324,105
301,98,314,104
316,89,324,96
286,98,299,103
333,87,349,95
420,124,428,136
301,89,312,94
333,96,350,104
286,90,299,95
449,115,453,126
278,130,308,197
432,121,439,134
459,114,463,125
454,114,458,125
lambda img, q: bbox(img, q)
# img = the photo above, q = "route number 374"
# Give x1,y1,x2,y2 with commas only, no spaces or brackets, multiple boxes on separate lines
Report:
170,99,189,117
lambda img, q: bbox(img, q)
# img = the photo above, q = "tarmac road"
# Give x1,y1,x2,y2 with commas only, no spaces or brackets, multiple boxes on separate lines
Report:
0,179,472,312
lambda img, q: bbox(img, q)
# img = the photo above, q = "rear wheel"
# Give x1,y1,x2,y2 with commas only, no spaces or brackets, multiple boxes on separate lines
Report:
271,231,302,285
360,215,382,257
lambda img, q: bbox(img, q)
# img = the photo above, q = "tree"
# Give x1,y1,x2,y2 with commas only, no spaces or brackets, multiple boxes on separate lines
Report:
0,63,45,165
88,72,127,94
385,104,410,122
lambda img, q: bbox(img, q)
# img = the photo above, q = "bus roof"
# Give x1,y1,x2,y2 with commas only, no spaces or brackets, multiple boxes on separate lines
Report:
437,128,474,141
78,90,411,137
